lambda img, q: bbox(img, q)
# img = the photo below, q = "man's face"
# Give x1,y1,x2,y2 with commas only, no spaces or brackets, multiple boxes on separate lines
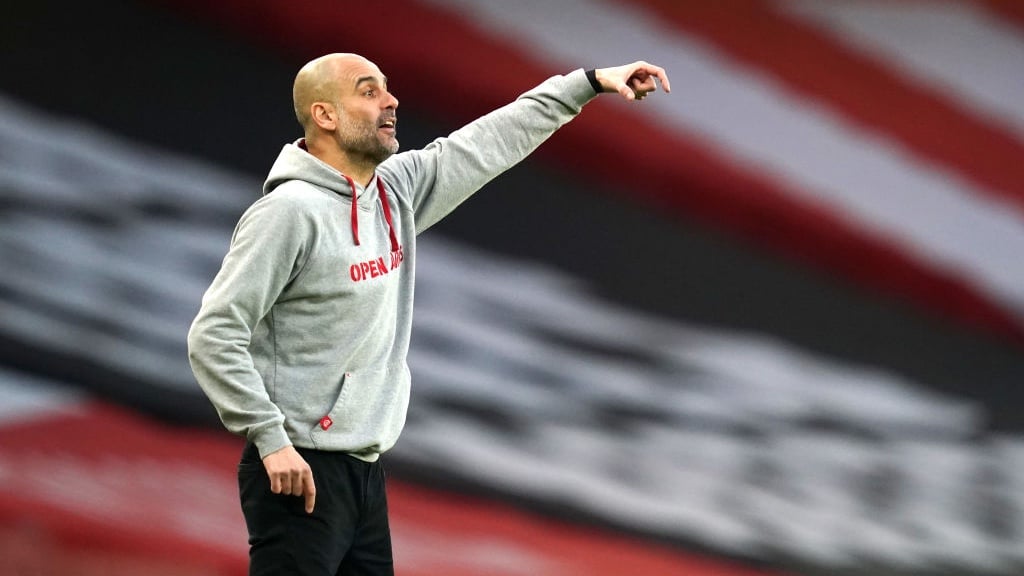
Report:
333,60,399,164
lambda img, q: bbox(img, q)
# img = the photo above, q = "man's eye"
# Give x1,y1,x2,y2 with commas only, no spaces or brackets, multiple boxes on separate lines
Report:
365,90,376,97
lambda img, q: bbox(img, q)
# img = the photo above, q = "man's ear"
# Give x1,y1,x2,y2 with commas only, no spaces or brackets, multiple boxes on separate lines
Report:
310,102,337,131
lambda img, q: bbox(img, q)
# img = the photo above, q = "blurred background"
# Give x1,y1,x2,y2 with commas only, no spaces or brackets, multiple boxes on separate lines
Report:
2,0,1024,574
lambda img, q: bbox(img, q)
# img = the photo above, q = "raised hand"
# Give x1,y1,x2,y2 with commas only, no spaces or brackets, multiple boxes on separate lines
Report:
595,61,671,101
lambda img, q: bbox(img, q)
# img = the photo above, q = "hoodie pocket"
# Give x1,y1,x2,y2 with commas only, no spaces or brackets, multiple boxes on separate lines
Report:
306,365,409,455
308,371,353,448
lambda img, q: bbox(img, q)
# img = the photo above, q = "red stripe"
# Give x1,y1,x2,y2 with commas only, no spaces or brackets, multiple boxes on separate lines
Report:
564,102,1023,341
0,402,792,576
975,0,1024,31
392,482,791,576
624,0,1024,215
147,0,1024,344
145,0,543,122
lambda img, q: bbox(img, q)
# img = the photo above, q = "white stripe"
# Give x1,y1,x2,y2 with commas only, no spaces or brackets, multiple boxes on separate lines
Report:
0,369,84,425
781,0,1024,142
398,235,1012,569
423,0,1024,319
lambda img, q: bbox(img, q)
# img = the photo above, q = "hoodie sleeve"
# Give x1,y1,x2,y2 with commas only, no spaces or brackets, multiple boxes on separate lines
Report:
187,191,314,457
378,68,598,233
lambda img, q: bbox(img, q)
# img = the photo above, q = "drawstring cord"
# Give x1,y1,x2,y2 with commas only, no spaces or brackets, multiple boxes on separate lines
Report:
376,178,400,253
343,174,398,252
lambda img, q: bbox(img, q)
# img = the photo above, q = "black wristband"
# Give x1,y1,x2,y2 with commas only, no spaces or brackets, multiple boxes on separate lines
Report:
585,69,602,94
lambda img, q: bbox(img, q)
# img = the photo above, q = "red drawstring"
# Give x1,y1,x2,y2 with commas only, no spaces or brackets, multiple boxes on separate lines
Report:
344,174,398,252
376,178,400,253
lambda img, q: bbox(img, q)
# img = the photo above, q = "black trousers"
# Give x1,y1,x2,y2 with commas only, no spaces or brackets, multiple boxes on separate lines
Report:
238,442,394,576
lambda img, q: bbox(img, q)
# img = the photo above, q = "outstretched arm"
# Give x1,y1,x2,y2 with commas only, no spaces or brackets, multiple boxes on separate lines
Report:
380,61,671,232
593,61,672,101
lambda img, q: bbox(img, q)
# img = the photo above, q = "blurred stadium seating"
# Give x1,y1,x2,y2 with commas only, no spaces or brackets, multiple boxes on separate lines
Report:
2,0,1024,574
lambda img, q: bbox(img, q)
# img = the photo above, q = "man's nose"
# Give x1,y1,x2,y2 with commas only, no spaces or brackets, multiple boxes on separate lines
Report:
385,91,398,109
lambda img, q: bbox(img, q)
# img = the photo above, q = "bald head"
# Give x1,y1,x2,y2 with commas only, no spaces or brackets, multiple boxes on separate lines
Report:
292,53,381,131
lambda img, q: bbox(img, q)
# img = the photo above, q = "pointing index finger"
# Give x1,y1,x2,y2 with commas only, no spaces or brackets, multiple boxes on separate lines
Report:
649,64,671,93
303,469,317,514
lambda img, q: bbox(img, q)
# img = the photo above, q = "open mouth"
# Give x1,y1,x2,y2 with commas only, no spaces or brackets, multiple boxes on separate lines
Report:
378,119,396,132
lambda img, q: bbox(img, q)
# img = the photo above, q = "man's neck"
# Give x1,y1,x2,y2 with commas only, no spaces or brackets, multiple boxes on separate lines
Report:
304,138,376,187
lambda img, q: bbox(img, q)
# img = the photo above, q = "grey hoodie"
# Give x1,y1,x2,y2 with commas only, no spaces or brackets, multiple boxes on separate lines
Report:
187,69,597,461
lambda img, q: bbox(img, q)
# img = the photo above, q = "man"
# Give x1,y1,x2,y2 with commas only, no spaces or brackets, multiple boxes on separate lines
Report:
187,52,670,575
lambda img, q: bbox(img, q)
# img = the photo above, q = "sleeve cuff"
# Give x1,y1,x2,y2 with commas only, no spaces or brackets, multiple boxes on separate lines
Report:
253,425,292,459
585,69,602,95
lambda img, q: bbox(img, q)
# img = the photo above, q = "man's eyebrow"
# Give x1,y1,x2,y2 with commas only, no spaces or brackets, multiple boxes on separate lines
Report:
355,75,387,88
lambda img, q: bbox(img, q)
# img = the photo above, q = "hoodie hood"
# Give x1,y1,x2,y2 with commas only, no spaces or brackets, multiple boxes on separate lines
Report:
263,139,355,198
263,139,395,249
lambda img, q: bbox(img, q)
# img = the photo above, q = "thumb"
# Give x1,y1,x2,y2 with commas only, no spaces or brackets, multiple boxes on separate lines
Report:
616,82,635,101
